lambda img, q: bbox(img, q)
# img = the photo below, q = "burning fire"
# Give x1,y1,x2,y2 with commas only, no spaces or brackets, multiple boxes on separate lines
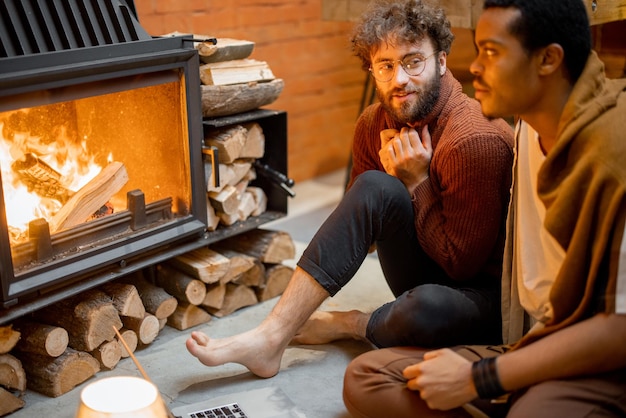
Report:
1,109,108,245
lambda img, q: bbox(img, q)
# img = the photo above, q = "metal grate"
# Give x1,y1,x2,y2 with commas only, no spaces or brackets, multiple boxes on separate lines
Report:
0,0,151,58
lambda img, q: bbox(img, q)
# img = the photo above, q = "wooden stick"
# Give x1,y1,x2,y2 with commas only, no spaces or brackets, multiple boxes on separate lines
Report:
113,326,176,418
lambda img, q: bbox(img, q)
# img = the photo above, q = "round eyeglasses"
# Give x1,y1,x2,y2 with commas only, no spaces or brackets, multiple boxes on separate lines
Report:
369,51,439,82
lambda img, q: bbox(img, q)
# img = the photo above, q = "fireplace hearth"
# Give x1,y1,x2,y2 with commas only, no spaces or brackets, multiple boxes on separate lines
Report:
0,0,288,324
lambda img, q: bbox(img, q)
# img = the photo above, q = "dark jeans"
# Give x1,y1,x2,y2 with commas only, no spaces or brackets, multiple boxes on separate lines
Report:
297,170,501,348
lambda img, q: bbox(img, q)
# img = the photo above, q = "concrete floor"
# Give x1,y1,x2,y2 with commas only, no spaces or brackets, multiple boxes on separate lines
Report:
9,169,394,418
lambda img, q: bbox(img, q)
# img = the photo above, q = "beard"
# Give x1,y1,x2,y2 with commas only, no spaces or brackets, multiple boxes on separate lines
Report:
377,62,442,125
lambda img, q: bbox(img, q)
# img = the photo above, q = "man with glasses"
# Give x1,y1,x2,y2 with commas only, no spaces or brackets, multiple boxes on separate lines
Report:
185,0,514,379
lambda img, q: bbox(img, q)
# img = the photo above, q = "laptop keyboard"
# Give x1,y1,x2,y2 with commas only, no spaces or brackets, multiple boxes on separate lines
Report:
189,402,249,418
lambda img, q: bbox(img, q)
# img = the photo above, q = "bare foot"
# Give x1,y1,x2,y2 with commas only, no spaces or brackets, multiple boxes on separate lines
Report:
291,310,369,345
186,328,286,378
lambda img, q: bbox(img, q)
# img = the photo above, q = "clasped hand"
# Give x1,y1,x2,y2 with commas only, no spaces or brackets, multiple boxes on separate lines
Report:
379,125,432,193
402,348,478,411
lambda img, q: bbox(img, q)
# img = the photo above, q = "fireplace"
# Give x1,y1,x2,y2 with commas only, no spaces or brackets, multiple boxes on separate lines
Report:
0,0,288,323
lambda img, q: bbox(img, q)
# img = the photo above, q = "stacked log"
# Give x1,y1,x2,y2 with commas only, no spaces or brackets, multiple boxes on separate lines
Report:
204,122,268,230
163,227,296,324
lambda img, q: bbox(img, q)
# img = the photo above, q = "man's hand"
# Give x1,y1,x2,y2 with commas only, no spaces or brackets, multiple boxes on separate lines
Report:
402,348,477,410
379,125,432,193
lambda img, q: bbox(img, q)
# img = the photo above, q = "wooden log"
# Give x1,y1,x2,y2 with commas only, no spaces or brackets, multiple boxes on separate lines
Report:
199,59,275,86
0,325,20,355
240,122,265,159
205,125,247,164
0,387,25,416
213,228,296,263
247,186,268,216
201,283,227,310
196,37,255,63
238,190,257,221
122,274,178,320
201,79,284,118
206,195,220,231
35,289,122,352
90,339,122,370
17,348,100,398
121,313,160,346
115,328,138,358
256,264,294,302
0,354,26,392
99,282,146,319
154,264,207,305
13,321,68,357
50,161,128,232
204,283,258,318
232,257,266,287
209,247,256,283
167,302,212,331
227,162,253,187
208,185,240,214
168,247,230,284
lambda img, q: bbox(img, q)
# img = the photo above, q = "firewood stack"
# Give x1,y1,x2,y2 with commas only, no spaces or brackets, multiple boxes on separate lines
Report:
163,33,284,117
0,228,295,413
204,121,269,230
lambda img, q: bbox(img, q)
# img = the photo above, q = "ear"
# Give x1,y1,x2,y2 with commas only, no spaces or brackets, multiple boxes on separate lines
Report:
438,51,447,76
537,43,564,76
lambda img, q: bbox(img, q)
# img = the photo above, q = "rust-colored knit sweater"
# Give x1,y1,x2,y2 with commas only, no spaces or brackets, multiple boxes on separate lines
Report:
349,70,514,282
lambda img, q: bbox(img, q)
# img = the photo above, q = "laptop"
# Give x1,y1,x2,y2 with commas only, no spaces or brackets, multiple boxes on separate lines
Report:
170,385,306,418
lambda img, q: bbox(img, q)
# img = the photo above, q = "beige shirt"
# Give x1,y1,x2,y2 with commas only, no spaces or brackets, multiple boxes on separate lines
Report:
513,123,565,331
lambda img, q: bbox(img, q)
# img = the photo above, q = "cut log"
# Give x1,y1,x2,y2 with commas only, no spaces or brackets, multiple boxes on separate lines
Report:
208,184,240,214
199,59,275,86
210,247,256,283
238,190,257,221
256,264,294,302
0,354,26,391
0,325,20,355
90,339,122,370
247,186,268,216
50,161,128,232
121,274,178,320
206,195,220,231
167,302,212,330
99,282,146,319
154,264,207,305
115,328,138,358
240,122,265,159
214,228,296,263
121,313,160,346
35,289,122,352
227,162,253,187
232,257,266,287
17,348,100,397
201,79,284,118
197,37,255,63
168,247,230,284
205,125,247,164
0,386,25,416
204,283,258,318
206,162,231,193
13,321,68,357
201,283,227,310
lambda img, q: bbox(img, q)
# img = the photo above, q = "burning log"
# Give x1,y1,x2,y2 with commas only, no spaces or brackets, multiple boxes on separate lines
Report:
11,152,74,203
49,161,128,232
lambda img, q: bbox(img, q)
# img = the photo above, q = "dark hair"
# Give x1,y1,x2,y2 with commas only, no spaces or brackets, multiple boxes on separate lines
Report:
483,0,592,82
351,0,455,71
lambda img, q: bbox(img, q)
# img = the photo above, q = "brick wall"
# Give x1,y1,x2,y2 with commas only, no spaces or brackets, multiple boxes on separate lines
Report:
134,0,365,183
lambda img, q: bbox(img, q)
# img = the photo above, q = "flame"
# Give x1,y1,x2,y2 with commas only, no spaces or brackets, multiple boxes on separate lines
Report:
0,111,106,245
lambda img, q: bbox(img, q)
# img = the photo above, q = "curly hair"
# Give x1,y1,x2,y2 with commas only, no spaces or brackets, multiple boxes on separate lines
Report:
350,0,455,71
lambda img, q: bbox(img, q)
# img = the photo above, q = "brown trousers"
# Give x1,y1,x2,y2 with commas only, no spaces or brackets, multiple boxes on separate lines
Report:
343,346,626,418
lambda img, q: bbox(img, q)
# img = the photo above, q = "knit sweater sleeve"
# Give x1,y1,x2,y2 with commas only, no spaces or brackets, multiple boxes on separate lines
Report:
348,105,387,189
413,119,514,281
